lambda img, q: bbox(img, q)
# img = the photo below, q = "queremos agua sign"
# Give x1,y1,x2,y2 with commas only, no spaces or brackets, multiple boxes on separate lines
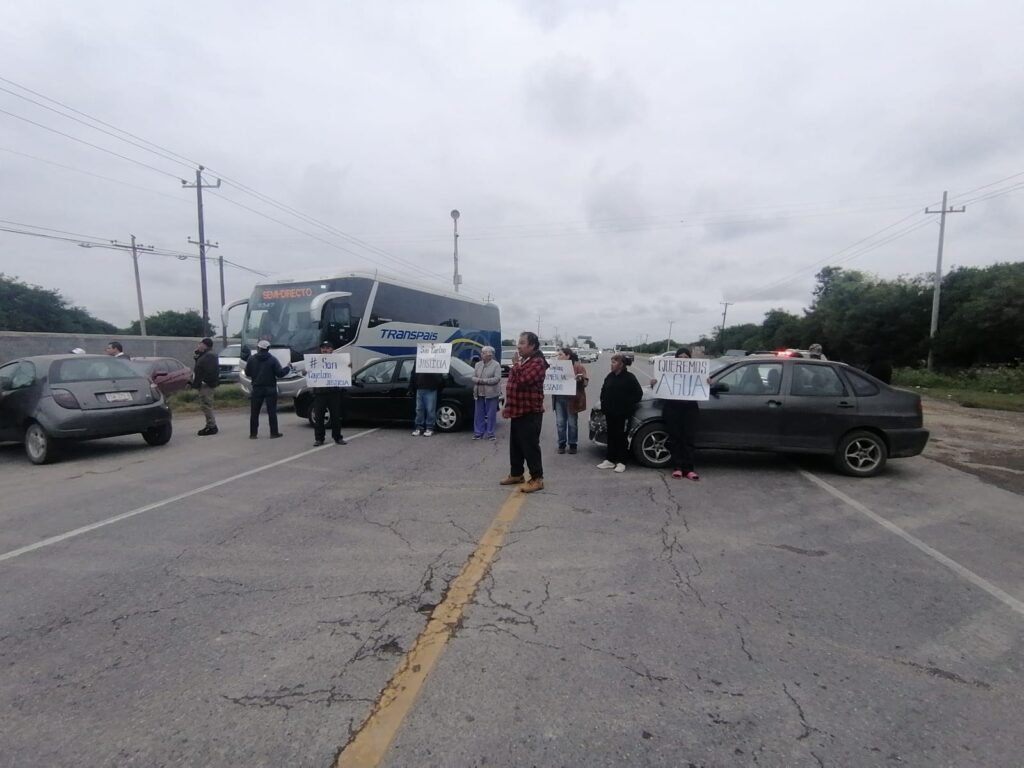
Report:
651,357,710,401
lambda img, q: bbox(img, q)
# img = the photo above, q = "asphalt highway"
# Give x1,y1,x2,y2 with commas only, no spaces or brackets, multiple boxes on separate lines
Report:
1,359,1022,767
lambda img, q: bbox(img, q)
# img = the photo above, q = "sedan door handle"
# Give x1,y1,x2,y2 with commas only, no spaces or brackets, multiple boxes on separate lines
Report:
837,401,855,409
766,399,783,407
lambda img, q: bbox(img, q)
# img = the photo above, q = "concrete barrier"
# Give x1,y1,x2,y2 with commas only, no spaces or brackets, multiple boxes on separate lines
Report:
0,332,239,368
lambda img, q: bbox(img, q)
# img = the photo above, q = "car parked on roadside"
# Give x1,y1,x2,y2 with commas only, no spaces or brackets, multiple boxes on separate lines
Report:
589,357,928,477
293,355,476,432
128,356,192,396
578,349,598,363
218,344,243,383
0,354,172,464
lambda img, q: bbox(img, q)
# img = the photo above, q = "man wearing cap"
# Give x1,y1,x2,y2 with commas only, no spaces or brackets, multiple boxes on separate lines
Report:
312,339,347,447
192,337,220,436
244,339,292,439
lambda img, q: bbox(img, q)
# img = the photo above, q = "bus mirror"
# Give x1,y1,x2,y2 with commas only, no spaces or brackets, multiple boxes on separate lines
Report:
240,345,252,362
221,297,249,333
310,292,352,323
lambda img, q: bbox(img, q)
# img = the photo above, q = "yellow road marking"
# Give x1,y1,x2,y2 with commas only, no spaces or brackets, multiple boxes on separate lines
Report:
336,490,529,767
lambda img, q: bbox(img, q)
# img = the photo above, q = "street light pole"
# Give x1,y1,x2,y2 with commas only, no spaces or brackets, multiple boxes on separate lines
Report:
665,320,674,354
451,209,461,293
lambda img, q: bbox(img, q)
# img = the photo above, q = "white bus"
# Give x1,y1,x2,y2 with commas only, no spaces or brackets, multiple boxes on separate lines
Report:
224,269,501,396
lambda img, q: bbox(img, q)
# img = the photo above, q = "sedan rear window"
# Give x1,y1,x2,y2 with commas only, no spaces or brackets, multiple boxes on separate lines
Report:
51,358,142,383
844,369,881,397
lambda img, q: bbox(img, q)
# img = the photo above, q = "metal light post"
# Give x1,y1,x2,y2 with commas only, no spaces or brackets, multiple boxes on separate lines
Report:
451,209,461,293
665,321,674,354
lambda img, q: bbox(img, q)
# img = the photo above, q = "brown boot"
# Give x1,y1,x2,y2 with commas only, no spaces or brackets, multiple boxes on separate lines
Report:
520,477,544,493
499,475,525,486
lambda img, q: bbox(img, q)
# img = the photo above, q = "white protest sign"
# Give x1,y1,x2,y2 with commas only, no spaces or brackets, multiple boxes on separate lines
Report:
269,348,291,369
652,356,710,401
543,359,577,396
416,343,452,374
303,353,352,388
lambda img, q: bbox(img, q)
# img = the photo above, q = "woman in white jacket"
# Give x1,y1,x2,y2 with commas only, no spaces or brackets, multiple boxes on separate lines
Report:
471,346,502,440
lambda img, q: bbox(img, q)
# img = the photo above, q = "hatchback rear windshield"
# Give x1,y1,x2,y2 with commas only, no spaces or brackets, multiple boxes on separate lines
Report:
50,358,143,383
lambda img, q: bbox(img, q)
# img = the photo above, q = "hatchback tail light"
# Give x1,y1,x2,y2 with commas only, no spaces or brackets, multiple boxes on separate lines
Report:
51,388,81,409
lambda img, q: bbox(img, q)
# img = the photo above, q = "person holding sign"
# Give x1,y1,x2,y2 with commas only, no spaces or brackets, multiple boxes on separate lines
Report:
500,331,549,493
551,347,588,454
311,339,347,447
471,346,502,440
597,352,643,473
409,354,446,437
244,339,292,439
652,348,701,481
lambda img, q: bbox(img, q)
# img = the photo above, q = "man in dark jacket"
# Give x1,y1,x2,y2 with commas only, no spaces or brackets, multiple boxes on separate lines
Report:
244,340,292,439
408,360,446,437
192,337,220,436
312,339,347,446
598,352,643,472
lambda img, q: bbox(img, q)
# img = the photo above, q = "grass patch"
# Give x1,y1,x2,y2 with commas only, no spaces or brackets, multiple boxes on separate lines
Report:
894,365,1024,411
167,384,249,413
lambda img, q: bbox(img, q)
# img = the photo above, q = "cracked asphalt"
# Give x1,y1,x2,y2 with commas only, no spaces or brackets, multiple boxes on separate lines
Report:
1,368,1022,768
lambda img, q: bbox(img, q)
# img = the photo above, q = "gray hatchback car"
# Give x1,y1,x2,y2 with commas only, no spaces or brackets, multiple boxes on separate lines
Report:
0,354,173,464
590,357,928,477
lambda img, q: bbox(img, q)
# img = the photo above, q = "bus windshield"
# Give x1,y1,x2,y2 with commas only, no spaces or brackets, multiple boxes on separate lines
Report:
242,279,373,355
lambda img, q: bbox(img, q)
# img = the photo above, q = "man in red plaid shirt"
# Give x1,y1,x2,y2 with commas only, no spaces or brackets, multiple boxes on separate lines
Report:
500,331,549,493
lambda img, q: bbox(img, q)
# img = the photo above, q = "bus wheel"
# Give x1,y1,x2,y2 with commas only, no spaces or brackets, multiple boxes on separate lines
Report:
436,401,463,432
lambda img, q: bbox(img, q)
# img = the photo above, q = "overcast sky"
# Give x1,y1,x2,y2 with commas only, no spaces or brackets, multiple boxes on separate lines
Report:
2,0,1022,346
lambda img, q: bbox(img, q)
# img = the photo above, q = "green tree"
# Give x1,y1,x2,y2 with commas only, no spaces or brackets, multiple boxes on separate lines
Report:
0,274,117,333
933,263,1024,366
500,338,516,347
125,309,212,337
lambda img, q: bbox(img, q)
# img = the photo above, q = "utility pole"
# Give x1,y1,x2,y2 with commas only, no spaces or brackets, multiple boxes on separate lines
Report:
182,166,221,335
78,237,155,335
188,235,219,336
218,255,227,348
537,315,541,336
665,320,674,354
129,235,147,336
720,302,733,335
924,191,966,370
451,209,461,293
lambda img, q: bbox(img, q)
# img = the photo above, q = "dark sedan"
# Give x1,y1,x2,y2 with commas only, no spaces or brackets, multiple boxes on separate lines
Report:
0,354,172,464
128,356,192,396
589,357,928,477
294,355,475,432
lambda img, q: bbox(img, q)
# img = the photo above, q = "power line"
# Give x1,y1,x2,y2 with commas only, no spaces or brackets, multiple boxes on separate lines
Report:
0,107,183,180
0,147,190,204
0,84,194,171
0,76,200,169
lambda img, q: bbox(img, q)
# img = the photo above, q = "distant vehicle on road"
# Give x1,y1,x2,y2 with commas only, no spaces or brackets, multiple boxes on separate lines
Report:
294,355,476,433
218,344,243,383
128,357,192,396
500,347,516,377
578,349,598,363
590,357,926,477
0,354,172,464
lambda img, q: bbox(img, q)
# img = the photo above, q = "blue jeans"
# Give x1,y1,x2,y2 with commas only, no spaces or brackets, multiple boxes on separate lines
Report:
553,396,578,447
414,389,437,430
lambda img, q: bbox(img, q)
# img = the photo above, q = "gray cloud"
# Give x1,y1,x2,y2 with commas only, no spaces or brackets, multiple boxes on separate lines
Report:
525,56,645,139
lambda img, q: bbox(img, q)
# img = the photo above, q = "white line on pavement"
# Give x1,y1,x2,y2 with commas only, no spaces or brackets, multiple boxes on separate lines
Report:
798,468,1024,619
0,428,380,564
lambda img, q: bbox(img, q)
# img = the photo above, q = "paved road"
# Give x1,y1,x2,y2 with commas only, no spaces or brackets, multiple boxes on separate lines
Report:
1,362,1022,767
